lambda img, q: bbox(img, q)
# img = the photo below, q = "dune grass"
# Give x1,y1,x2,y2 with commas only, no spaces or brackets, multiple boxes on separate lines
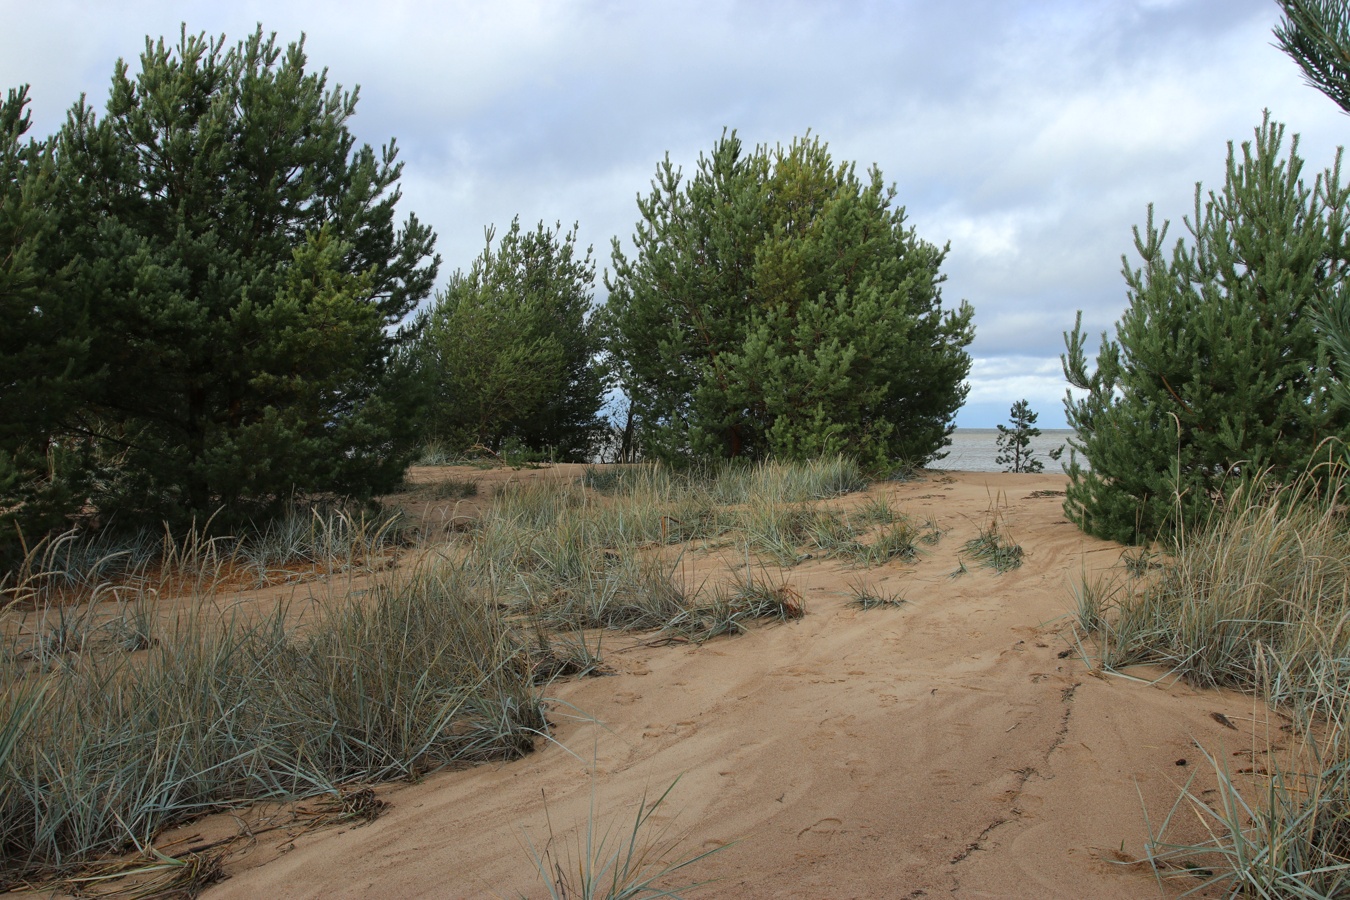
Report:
0,563,544,882
2,457,881,885
1072,468,1350,895
523,773,728,900
962,520,1024,574
1,503,411,613
847,577,907,610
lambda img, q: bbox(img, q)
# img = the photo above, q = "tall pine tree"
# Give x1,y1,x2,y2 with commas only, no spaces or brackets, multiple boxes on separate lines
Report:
604,131,974,467
52,28,438,527
1062,114,1350,543
0,86,91,563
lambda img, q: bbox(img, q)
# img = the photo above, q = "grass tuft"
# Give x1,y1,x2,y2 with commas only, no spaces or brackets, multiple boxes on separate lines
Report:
427,477,479,500
962,521,1024,574
523,775,726,900
846,578,907,610
854,494,897,527
530,630,609,685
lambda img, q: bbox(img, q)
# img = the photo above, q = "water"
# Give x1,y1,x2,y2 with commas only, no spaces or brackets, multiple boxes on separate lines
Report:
929,428,1074,473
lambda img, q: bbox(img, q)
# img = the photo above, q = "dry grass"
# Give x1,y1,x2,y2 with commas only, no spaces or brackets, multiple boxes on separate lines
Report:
1072,468,1350,895
523,774,728,900
0,458,882,887
0,561,543,883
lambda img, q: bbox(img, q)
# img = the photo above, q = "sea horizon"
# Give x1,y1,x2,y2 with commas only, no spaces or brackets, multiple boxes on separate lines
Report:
931,427,1075,473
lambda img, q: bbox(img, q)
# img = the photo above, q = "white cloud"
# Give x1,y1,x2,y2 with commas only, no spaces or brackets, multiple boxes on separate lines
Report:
2,0,1341,430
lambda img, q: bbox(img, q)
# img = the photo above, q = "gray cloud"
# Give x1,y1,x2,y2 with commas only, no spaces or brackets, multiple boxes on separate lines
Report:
3,0,1342,428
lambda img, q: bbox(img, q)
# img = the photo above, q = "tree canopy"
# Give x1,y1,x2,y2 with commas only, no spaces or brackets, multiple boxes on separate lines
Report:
0,86,92,559
603,131,974,468
414,218,605,460
37,27,439,529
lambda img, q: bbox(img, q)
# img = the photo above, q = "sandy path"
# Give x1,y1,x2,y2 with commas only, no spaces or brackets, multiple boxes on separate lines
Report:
203,471,1268,899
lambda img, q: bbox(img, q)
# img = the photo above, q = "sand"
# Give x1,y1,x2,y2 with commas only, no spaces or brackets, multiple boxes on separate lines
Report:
156,470,1274,897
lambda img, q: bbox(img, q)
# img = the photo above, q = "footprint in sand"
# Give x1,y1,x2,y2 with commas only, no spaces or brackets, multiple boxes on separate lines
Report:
844,755,871,783
641,720,698,740
797,817,843,839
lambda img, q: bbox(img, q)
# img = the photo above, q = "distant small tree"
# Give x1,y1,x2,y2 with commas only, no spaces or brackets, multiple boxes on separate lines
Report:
415,218,605,460
996,400,1045,473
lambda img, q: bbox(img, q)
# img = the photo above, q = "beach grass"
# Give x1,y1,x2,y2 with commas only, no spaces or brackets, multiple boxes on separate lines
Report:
1072,468,1350,894
0,561,543,881
0,458,879,885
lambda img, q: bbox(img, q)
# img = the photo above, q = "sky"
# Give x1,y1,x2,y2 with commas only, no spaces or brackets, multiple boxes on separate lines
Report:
3,0,1345,428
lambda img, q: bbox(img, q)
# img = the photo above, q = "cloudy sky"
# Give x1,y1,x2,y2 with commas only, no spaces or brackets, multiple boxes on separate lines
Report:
3,0,1344,427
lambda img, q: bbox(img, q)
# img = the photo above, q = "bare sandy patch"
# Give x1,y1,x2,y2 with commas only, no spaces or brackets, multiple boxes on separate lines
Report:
177,469,1264,899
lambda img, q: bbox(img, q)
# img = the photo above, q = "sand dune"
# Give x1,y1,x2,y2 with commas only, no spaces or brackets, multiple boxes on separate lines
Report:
195,469,1267,899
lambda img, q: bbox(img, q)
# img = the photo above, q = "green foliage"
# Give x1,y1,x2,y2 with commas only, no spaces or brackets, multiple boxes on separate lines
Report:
995,399,1044,473
43,27,438,530
415,218,605,461
1061,114,1350,543
0,86,92,567
603,130,974,468
1276,0,1350,420
1275,0,1350,115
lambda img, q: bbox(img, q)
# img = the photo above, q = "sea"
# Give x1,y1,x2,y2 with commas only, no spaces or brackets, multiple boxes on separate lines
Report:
928,428,1076,473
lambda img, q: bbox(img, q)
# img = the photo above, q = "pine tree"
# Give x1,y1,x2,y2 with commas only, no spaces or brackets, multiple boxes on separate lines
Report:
1061,114,1350,543
603,131,974,467
415,218,605,460
1275,0,1350,114
49,28,438,527
995,400,1044,473
1275,0,1350,414
0,85,92,563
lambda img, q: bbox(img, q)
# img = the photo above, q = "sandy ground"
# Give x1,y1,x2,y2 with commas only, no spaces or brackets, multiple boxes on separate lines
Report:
13,466,1280,898
165,467,1280,899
